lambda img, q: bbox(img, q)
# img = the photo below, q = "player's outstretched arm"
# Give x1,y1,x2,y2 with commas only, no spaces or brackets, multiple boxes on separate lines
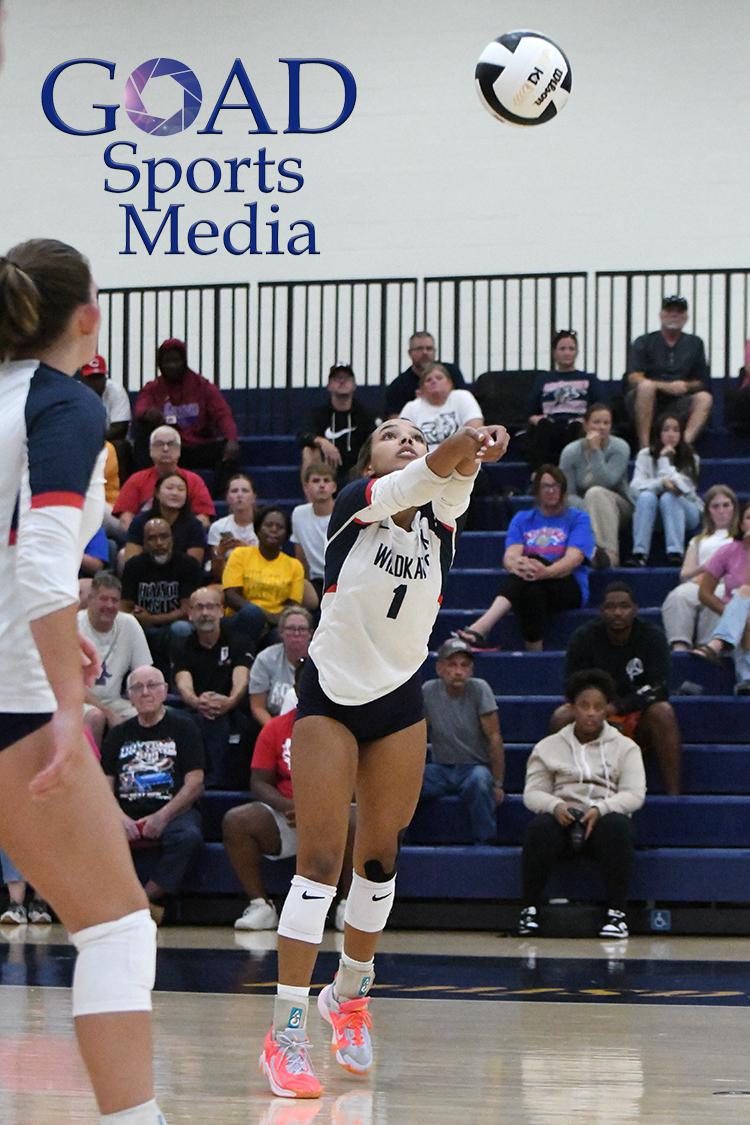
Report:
427,424,510,478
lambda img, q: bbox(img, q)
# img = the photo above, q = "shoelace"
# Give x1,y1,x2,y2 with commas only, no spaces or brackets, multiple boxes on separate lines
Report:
334,1001,372,1047
274,1033,314,1075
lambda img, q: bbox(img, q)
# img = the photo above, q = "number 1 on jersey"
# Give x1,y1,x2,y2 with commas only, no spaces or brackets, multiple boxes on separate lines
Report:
386,584,407,620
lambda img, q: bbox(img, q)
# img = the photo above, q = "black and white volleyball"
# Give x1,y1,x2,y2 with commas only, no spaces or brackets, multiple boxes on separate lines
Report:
475,30,572,127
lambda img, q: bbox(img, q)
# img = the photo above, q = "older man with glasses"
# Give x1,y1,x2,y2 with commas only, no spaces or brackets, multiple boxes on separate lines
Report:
101,665,205,924
112,424,215,531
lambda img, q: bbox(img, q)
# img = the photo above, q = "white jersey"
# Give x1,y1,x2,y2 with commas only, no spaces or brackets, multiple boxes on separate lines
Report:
0,361,106,713
309,456,476,706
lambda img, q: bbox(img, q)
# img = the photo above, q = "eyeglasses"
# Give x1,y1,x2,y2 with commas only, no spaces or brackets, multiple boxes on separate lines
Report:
539,482,562,490
151,440,179,449
283,626,311,635
128,681,165,694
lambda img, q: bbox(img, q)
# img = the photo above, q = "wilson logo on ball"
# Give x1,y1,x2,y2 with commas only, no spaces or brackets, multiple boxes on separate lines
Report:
475,30,572,127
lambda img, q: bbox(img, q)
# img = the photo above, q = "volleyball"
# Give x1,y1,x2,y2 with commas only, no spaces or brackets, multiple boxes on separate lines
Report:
475,30,572,127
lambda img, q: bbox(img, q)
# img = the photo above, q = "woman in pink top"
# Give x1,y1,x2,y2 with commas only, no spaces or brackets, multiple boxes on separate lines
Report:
692,499,750,693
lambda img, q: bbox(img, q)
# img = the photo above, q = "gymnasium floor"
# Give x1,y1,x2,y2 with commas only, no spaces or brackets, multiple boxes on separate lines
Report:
1,926,750,1123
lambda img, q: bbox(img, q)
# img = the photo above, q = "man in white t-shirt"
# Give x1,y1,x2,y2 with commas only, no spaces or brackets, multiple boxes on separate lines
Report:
291,462,337,602
77,571,153,746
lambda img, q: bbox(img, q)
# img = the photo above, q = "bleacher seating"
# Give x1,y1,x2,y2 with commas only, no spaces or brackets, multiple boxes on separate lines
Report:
134,380,750,916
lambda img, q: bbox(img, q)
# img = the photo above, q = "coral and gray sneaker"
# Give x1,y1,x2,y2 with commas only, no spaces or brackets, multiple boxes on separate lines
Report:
0,904,27,925
317,982,373,1075
27,899,52,924
334,898,347,933
599,909,629,938
518,905,539,936
234,898,279,931
259,1027,322,1099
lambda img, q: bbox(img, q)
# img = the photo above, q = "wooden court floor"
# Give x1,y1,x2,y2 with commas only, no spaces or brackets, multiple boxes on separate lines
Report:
1,927,750,1123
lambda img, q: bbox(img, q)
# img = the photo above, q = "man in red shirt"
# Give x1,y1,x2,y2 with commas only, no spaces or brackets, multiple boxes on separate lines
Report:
113,425,215,529
133,338,240,493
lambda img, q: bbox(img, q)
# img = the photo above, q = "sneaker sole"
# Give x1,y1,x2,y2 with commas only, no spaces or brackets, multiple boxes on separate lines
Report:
258,1051,322,1099
317,987,372,1075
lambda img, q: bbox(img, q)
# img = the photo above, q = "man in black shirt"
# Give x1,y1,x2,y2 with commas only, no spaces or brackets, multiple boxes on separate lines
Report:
552,582,682,794
297,363,376,489
173,586,254,788
384,331,465,418
626,295,713,449
120,518,204,675
101,665,205,923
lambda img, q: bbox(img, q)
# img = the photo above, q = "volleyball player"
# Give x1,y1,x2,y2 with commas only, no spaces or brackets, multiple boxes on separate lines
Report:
259,416,509,1097
0,240,165,1124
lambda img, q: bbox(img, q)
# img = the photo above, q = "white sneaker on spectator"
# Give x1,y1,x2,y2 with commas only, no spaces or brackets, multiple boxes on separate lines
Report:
334,898,347,933
517,905,538,935
599,909,629,938
0,904,27,925
28,900,52,924
234,898,278,931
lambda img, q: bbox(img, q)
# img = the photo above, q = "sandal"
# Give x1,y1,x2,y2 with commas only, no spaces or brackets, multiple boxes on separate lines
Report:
690,643,725,666
453,628,493,649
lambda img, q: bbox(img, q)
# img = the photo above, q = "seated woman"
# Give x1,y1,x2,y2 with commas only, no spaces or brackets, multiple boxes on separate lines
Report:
222,505,308,652
625,413,702,567
661,485,739,651
208,472,259,581
519,668,646,939
525,330,602,469
560,401,633,568
399,362,483,450
123,470,207,566
457,465,594,652
692,499,750,694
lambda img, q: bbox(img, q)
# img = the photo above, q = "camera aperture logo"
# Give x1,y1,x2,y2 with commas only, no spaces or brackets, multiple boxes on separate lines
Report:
124,58,202,136
41,55,357,257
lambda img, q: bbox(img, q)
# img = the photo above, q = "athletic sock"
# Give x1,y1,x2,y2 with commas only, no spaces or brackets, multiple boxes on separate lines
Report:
100,1099,165,1123
334,951,375,1001
273,984,311,1035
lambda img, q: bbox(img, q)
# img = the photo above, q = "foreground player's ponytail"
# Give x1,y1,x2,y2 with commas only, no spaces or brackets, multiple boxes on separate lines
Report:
0,239,91,363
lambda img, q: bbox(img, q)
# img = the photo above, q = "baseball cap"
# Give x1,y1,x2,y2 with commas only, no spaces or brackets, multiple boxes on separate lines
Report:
437,637,474,660
80,354,108,376
661,295,688,311
328,362,355,379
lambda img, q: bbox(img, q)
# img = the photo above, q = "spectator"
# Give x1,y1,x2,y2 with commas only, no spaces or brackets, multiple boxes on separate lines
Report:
692,499,750,694
120,518,203,674
662,485,739,651
457,465,594,652
223,701,354,932
519,669,646,939
78,572,153,747
77,353,133,479
297,363,377,489
0,850,51,925
384,331,465,418
400,363,483,450
80,526,110,579
248,606,313,727
420,638,505,844
626,295,713,450
101,665,205,924
556,581,681,794
560,402,633,568
113,424,215,531
291,462,337,603
625,413,702,567
132,337,240,493
173,586,253,788
725,338,750,435
525,331,602,469
124,470,207,567
222,505,306,652
208,473,259,582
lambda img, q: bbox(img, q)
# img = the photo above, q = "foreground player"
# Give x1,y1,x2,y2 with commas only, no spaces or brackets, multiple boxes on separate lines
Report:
0,240,165,1123
260,417,509,1097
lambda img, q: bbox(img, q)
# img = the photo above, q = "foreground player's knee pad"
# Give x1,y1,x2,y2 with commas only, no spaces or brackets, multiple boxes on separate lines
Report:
344,870,397,933
70,908,156,1017
277,875,336,944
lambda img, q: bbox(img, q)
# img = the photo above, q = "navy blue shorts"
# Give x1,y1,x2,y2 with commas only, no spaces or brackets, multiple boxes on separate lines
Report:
0,712,53,753
295,659,424,743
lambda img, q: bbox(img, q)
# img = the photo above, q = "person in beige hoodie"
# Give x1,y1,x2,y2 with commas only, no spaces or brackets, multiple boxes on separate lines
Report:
519,668,646,940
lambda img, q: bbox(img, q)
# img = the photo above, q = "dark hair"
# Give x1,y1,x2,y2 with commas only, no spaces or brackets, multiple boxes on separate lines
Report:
564,668,616,704
602,581,636,604
648,414,698,480
226,471,255,496
149,472,194,527
0,239,92,362
418,361,454,388
700,485,739,539
734,499,750,541
552,329,578,351
584,401,612,422
254,504,291,538
354,421,428,479
302,460,336,484
531,463,567,500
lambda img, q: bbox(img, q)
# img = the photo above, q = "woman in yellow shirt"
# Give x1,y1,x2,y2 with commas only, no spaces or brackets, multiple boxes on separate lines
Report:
223,506,306,651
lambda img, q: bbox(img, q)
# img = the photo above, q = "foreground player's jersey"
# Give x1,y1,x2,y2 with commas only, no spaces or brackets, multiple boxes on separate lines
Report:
0,361,106,712
309,456,476,706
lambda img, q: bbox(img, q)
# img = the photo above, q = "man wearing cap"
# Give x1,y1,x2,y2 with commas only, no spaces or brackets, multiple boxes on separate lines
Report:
384,331,466,419
419,638,505,844
297,363,377,488
626,296,713,449
79,353,133,480
133,337,240,494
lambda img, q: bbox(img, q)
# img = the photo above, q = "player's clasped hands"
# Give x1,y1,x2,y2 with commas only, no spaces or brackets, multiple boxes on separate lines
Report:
461,423,510,463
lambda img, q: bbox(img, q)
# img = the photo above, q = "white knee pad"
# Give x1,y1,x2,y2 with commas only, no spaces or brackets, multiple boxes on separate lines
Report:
70,909,156,1018
344,871,397,934
277,875,336,944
